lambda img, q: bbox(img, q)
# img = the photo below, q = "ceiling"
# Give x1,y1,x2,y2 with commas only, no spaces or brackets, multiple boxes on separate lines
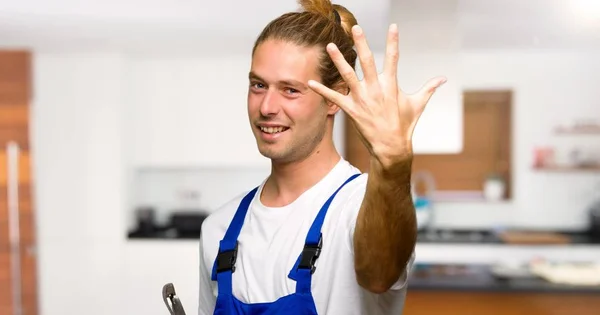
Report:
0,0,390,54
457,0,600,51
0,0,599,54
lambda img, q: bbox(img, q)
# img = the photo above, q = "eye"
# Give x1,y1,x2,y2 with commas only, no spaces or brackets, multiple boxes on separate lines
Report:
285,87,299,94
251,82,265,89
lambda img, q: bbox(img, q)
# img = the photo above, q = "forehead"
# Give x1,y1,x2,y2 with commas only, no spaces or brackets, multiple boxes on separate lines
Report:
251,39,321,82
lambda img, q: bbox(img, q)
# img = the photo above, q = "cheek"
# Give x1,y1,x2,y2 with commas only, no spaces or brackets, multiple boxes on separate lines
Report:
281,102,307,122
247,94,261,113
285,97,326,126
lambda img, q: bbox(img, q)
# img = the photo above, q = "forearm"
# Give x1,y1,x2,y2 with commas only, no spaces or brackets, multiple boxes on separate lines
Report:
353,154,417,293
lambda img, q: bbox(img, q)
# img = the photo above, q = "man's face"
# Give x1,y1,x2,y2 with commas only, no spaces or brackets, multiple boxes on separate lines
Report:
248,39,336,163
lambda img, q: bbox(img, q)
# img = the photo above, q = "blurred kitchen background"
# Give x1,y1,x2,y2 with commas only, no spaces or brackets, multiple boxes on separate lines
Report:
1,0,600,314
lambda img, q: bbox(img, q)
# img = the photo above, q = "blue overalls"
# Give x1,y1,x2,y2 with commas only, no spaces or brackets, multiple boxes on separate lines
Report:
210,173,361,315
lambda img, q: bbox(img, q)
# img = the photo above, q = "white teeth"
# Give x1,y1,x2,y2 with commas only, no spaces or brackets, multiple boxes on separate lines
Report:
260,126,286,134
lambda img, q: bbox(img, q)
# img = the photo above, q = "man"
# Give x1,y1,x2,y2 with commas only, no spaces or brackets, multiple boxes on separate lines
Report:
198,0,446,314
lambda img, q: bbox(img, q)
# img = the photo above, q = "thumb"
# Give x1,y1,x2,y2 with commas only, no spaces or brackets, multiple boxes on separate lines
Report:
417,76,447,105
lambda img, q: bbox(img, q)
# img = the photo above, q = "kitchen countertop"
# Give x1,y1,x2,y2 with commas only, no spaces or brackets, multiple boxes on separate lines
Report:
127,227,600,247
416,229,600,245
408,263,600,294
128,228,200,240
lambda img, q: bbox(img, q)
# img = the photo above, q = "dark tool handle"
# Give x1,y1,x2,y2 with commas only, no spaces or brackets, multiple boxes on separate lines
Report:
162,283,187,315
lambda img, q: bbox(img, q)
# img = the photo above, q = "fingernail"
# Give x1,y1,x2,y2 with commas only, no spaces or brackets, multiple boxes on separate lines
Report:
353,25,362,35
390,23,398,32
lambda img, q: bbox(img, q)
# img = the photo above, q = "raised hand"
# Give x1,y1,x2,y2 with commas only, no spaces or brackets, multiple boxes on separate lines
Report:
308,23,446,168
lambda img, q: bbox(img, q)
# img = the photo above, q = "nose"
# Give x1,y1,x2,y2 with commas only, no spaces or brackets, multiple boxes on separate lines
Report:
259,89,281,117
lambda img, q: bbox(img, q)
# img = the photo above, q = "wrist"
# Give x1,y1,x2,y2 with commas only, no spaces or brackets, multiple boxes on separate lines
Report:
369,151,413,179
371,143,413,171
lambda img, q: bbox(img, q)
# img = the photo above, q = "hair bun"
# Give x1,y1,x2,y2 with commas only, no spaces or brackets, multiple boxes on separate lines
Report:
333,9,341,24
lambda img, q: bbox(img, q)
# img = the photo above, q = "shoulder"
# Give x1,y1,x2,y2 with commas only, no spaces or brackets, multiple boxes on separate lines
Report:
200,189,254,242
334,159,368,190
331,160,369,211
321,161,369,231
199,187,260,262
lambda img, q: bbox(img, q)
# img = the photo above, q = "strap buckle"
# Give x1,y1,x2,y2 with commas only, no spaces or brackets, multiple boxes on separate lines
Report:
298,235,323,274
216,242,238,273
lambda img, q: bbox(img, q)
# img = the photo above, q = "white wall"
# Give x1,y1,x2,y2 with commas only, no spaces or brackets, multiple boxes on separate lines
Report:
126,55,268,168
31,53,204,315
433,51,600,231
31,53,129,315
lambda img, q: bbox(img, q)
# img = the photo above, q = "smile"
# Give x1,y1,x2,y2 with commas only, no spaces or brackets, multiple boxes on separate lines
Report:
260,126,289,134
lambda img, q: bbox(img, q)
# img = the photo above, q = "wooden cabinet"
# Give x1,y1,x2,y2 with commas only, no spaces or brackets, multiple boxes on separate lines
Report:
0,50,38,315
404,290,600,315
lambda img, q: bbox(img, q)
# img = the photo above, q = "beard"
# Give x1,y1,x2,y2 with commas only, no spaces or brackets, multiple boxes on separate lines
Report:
256,117,328,164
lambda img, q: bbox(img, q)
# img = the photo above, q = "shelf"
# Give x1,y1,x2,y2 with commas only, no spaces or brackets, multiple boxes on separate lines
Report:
533,165,600,172
554,127,600,135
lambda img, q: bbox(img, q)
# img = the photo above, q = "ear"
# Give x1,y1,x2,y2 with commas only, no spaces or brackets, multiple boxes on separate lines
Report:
325,82,349,116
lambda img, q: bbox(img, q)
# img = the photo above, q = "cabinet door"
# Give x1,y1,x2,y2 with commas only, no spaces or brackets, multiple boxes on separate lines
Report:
0,51,37,315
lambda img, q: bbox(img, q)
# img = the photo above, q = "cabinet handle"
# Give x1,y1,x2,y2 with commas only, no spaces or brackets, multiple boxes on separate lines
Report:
7,141,23,315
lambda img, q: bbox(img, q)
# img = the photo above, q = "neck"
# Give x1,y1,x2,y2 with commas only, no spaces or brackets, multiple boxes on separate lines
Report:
261,139,341,207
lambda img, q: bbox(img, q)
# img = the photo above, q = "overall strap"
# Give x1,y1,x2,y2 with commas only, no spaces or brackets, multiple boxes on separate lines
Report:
295,173,362,294
211,187,259,296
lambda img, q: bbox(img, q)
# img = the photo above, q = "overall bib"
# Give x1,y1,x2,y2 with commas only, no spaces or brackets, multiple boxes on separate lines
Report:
210,173,361,315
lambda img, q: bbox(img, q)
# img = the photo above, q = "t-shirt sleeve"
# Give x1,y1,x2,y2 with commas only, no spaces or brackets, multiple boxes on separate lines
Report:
389,251,415,290
198,236,217,315
342,174,415,291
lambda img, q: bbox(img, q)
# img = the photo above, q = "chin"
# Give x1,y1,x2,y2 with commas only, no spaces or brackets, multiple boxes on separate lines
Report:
256,145,295,163
257,146,286,160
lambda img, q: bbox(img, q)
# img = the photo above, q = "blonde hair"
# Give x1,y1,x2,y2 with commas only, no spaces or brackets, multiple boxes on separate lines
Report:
252,0,359,89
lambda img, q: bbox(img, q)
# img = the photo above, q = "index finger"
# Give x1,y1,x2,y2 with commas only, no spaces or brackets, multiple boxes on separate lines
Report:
326,43,362,93
307,79,348,110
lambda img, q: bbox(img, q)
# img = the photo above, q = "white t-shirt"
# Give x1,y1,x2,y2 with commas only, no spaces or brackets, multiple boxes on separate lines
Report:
198,158,415,315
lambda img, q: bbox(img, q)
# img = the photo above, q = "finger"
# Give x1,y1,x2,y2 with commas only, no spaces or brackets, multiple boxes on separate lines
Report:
383,24,400,81
352,25,379,86
326,43,362,93
308,79,350,111
417,76,447,104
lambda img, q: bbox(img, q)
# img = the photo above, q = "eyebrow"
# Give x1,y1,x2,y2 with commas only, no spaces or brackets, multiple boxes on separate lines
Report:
248,71,307,89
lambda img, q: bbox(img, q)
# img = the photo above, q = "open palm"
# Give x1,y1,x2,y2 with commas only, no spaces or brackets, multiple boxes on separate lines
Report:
308,23,446,166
